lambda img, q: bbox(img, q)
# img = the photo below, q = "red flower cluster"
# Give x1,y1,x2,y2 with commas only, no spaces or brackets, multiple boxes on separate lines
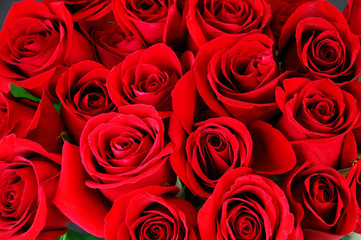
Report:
0,0,361,239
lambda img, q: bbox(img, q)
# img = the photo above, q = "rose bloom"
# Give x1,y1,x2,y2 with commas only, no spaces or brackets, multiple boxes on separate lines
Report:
56,60,116,143
170,115,297,199
186,0,271,50
194,33,285,125
278,0,361,84
43,0,112,21
281,161,358,240
170,116,253,199
105,186,198,240
0,135,68,239
0,0,94,97
275,77,360,168
79,105,175,201
170,71,296,199
54,105,176,237
79,15,145,69
112,0,187,49
107,43,183,118
198,168,300,240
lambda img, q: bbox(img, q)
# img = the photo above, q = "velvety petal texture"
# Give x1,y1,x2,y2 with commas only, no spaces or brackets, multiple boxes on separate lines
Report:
278,0,361,83
170,116,253,199
43,0,112,22
198,168,299,240
0,0,94,96
56,60,116,143
0,135,68,239
275,77,360,168
346,159,361,234
112,0,187,49
80,104,176,201
170,71,296,198
186,0,271,50
54,142,111,238
343,0,361,36
0,92,65,153
107,43,182,118
104,186,198,240
78,14,146,69
281,161,358,240
194,33,283,125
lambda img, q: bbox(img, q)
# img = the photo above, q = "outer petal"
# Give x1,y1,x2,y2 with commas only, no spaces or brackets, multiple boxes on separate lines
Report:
249,121,296,175
343,0,361,35
26,92,65,153
53,142,111,237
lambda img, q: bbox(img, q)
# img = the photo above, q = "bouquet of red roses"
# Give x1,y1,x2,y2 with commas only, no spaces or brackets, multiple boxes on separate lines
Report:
0,0,360,239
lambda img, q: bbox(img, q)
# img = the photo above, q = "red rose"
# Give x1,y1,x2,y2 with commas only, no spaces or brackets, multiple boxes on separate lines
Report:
170,116,253,199
0,0,94,97
56,60,116,143
79,105,175,201
105,186,198,240
112,0,187,49
278,0,361,83
275,78,360,168
79,15,145,69
194,33,284,125
170,114,297,198
186,0,271,50
281,161,358,240
0,92,64,153
43,0,112,22
107,43,183,118
198,168,300,240
0,135,68,239
170,71,296,199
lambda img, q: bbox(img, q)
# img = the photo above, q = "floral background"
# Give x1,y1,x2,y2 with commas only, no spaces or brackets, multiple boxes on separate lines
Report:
0,0,360,239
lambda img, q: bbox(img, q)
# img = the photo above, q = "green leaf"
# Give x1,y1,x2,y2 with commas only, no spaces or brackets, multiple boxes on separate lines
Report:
175,177,185,200
10,84,41,102
54,102,61,115
55,229,103,240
